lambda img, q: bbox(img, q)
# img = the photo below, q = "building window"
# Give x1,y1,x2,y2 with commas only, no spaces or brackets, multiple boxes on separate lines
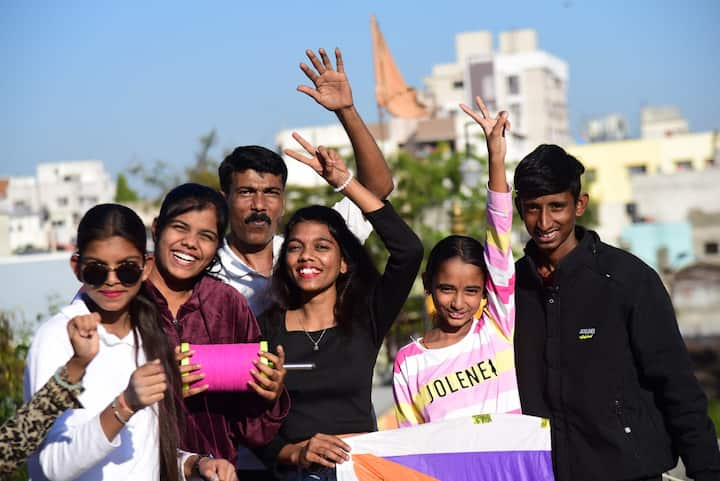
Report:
627,165,647,176
510,104,522,130
675,160,693,171
507,75,520,95
57,197,69,207
706,242,719,255
452,80,464,90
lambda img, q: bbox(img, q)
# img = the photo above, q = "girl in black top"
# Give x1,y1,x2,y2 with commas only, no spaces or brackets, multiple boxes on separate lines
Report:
255,138,423,480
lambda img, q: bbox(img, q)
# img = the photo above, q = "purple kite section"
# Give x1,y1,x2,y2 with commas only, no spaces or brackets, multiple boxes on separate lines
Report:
384,450,554,481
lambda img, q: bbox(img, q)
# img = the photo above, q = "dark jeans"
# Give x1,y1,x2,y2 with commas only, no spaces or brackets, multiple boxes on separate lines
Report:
298,466,336,481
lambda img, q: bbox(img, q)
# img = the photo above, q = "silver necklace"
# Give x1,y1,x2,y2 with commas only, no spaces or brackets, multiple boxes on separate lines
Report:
297,315,328,351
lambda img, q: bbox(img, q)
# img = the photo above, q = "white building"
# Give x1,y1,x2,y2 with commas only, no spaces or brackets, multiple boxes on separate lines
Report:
641,105,689,139
583,114,628,142
275,29,568,186
0,160,115,253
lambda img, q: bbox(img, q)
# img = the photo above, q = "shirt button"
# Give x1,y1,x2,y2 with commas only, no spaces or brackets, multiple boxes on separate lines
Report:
548,298,555,304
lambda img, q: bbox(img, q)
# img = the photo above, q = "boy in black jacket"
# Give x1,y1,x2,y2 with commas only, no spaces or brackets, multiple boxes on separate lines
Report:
513,144,720,481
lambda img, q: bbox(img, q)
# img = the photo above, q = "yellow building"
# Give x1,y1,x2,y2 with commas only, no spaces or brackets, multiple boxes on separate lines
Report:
566,131,719,243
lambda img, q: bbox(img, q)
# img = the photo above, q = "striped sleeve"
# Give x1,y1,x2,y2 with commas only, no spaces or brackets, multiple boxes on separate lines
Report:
483,188,516,341
392,344,426,428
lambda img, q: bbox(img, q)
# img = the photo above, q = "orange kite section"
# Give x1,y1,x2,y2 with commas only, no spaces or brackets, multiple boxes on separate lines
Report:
353,454,441,481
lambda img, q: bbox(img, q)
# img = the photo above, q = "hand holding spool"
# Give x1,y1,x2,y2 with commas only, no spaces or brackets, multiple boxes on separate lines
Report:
176,342,309,401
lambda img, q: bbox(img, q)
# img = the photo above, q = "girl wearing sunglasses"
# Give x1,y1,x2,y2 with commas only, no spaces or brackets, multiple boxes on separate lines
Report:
144,183,289,463
24,203,237,481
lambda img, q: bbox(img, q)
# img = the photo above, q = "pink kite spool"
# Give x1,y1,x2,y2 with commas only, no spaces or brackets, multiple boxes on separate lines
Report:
181,342,266,392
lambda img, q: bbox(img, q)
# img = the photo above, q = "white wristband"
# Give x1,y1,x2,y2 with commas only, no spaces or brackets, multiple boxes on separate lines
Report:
333,169,354,192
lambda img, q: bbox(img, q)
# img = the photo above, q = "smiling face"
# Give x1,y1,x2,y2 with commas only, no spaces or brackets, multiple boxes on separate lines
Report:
72,236,151,315
425,257,485,334
226,169,285,252
285,220,347,297
518,190,588,264
154,207,220,283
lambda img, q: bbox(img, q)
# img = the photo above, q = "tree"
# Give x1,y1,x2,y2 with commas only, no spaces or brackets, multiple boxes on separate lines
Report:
130,129,223,202
114,173,139,203
185,129,221,191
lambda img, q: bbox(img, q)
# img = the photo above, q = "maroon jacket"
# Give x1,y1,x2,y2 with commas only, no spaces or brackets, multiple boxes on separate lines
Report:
145,275,290,462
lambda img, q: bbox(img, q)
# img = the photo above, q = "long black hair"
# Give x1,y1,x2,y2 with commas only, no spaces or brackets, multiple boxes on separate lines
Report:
153,183,229,274
76,203,182,481
270,205,379,334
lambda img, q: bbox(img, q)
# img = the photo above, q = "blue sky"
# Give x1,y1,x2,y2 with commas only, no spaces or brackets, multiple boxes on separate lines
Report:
2,0,719,184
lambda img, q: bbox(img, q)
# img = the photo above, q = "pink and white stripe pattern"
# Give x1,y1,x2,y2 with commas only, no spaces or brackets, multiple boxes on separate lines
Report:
393,189,519,427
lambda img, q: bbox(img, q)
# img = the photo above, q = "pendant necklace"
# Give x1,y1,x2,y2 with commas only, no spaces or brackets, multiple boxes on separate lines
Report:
298,315,328,351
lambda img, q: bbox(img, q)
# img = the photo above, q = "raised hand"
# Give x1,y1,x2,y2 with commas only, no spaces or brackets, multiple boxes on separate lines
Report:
298,48,353,112
67,313,101,367
284,132,351,189
459,96,511,161
123,359,167,411
175,346,208,398
248,345,287,403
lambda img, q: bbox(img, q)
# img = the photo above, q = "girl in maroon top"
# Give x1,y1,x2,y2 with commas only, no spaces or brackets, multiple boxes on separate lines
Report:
145,183,290,462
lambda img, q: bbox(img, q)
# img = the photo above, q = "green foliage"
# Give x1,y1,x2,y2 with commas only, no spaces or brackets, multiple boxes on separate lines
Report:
708,398,720,435
129,129,223,203
129,159,182,204
0,311,30,480
185,129,221,191
114,173,140,203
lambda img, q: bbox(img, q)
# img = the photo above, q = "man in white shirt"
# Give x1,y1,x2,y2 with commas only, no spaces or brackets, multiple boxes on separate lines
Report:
215,48,394,316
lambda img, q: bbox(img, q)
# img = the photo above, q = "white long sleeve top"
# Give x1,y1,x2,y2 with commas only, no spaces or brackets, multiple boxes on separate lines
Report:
24,297,162,481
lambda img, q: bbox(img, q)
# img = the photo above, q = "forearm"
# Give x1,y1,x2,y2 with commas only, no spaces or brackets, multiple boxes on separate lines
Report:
336,105,393,198
338,178,384,214
0,376,82,474
487,150,508,193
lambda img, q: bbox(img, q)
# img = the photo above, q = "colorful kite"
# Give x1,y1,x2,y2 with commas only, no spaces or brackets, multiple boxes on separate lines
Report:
336,413,553,481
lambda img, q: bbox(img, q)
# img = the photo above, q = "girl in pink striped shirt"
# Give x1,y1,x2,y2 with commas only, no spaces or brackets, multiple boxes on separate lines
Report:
393,97,521,427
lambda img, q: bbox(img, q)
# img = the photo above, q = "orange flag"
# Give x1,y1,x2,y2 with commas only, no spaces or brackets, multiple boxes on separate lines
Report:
371,15,428,119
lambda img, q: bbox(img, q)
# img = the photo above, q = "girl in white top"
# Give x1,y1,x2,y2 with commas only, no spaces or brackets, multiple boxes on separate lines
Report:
24,204,237,481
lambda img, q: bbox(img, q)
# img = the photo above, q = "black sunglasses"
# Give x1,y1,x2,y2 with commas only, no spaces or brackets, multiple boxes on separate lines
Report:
80,261,144,287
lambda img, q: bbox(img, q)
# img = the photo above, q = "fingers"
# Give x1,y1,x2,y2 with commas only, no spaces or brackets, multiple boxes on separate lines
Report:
459,103,485,125
179,362,203,376
474,96,491,120
68,313,101,338
306,49,326,74
491,111,509,138
296,83,321,102
127,360,168,409
284,149,323,176
199,458,238,481
301,434,351,468
175,346,194,362
299,62,319,84
291,131,316,155
182,383,209,398
335,47,344,73
318,47,333,71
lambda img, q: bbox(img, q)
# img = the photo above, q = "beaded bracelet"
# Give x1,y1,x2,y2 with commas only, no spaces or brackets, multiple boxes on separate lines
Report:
333,169,354,192
53,365,84,391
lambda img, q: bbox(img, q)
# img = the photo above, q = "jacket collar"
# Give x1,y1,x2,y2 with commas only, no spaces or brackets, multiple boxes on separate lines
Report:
523,226,602,280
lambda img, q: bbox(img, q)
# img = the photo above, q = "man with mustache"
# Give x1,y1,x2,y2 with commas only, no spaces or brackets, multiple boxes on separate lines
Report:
216,48,393,316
